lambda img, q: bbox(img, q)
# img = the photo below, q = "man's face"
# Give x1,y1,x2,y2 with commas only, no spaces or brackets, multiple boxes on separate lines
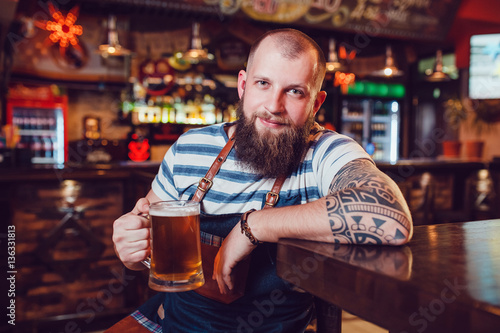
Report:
233,37,326,178
234,96,315,178
237,37,325,136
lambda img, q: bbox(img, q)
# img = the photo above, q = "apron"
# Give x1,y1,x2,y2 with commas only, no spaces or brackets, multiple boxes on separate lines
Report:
129,193,314,333
108,125,327,332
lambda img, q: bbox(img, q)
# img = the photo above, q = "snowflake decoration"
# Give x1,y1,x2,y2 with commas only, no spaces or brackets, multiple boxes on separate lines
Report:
36,3,83,54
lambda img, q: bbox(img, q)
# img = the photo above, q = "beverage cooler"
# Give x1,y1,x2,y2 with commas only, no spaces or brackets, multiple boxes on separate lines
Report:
338,82,404,163
7,95,67,165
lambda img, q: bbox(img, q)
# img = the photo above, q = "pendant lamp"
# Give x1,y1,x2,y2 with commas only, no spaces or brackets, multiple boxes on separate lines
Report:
98,15,131,58
372,45,403,77
426,49,450,82
326,38,344,72
179,22,214,64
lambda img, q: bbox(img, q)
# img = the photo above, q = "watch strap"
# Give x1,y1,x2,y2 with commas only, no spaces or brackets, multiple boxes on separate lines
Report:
240,209,259,245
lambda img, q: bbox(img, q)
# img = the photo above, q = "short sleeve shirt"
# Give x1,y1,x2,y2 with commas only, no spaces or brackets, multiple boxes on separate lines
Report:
152,122,372,215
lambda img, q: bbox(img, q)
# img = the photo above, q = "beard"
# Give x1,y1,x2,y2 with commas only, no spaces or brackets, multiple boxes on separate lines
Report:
233,97,315,178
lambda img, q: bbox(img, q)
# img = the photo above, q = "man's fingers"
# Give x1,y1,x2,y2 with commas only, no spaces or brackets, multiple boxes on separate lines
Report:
216,274,230,295
223,274,234,291
115,213,150,231
122,249,150,265
213,251,231,294
132,197,151,215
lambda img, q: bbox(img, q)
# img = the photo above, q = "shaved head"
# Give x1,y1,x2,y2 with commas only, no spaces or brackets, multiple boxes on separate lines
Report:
247,28,326,92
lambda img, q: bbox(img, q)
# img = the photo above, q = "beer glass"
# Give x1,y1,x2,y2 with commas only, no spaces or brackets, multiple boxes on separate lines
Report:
142,200,204,292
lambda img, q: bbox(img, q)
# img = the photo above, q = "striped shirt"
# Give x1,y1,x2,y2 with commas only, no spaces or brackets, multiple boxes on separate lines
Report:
151,122,371,215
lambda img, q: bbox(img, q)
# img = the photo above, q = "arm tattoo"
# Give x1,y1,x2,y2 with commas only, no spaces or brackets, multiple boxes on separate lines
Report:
326,159,412,245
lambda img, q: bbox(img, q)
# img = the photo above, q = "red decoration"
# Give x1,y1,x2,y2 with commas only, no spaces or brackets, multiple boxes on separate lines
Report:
35,3,83,57
338,46,356,60
128,139,150,162
334,72,356,94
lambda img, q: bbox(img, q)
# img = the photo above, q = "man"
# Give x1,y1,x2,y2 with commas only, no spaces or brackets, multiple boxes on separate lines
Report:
112,28,412,332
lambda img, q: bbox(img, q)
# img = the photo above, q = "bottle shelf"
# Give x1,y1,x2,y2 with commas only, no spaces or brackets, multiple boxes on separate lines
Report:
19,129,57,137
342,116,365,122
32,157,57,164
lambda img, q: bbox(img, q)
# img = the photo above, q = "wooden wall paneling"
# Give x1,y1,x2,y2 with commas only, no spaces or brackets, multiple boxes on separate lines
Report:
10,178,138,330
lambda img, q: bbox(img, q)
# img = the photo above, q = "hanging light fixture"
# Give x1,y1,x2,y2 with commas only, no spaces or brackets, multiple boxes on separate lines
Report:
372,45,403,77
326,38,344,72
177,22,214,64
98,15,131,58
426,49,450,82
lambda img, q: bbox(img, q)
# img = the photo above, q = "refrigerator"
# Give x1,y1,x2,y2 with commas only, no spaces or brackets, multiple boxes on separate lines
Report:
7,95,67,165
340,97,401,163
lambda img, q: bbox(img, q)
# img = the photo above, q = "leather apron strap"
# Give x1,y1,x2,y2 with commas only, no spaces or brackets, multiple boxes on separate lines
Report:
191,131,286,207
192,134,236,203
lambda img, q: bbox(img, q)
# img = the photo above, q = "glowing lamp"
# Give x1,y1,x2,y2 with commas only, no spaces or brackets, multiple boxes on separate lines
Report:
36,3,83,54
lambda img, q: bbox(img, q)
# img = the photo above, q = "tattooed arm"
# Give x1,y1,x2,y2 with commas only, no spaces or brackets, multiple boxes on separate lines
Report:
213,158,412,291
246,158,413,246
324,158,413,245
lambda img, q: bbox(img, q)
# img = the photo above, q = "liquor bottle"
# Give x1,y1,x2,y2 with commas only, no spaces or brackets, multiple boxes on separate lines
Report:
29,111,38,131
42,136,53,158
174,96,186,124
52,134,59,162
31,135,42,158
23,111,31,131
13,111,23,130
161,96,174,123
47,114,56,131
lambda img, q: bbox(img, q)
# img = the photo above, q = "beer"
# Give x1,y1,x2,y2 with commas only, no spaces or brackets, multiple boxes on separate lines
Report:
148,201,204,292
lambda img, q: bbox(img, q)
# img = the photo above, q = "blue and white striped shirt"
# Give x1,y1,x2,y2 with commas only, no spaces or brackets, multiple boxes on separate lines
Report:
152,122,371,215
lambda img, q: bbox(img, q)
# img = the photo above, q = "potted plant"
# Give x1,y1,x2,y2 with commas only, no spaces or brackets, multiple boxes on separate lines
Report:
442,98,467,157
461,98,500,159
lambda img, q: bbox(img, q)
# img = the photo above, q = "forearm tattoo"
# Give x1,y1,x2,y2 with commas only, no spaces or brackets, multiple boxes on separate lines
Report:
326,159,411,245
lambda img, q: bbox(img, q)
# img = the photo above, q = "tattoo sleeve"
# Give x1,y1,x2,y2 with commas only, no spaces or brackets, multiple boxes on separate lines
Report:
326,158,412,245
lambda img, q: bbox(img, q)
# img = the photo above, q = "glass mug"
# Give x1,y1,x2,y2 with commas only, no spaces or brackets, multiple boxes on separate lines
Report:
141,200,205,292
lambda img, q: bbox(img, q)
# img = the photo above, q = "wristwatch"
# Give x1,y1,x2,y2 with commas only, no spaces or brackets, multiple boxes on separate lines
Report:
240,209,260,245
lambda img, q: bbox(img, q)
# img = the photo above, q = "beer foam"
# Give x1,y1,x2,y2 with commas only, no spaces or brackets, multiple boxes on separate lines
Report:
149,203,199,217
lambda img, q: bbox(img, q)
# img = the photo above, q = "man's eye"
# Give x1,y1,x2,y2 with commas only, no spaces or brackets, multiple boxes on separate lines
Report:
257,81,268,86
290,88,303,95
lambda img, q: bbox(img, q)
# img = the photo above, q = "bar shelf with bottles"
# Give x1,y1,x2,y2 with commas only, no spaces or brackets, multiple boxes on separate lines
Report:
121,72,239,128
7,94,67,166
120,79,239,145
127,94,237,126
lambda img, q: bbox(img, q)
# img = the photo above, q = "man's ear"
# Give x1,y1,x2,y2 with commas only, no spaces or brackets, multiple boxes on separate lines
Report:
237,70,246,99
312,91,327,116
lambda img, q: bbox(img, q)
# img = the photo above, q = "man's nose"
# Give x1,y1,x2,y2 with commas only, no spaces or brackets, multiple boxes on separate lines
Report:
265,90,285,114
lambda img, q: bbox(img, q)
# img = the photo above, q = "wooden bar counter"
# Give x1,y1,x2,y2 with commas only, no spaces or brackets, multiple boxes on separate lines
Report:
277,219,500,333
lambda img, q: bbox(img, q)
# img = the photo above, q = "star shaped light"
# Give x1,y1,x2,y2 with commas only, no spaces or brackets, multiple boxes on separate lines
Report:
36,3,83,54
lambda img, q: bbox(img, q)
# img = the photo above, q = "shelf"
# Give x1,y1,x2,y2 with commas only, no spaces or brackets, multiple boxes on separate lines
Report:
371,136,391,143
342,116,365,122
372,116,392,123
19,129,57,137
32,157,57,164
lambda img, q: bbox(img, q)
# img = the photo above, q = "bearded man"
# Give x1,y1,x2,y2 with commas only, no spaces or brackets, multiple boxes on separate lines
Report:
111,28,412,332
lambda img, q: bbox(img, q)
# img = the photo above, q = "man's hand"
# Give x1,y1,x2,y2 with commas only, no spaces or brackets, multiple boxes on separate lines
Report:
213,220,257,294
112,198,151,271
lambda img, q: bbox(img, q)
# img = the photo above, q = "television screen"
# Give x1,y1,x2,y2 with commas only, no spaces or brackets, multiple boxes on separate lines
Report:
469,33,500,99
